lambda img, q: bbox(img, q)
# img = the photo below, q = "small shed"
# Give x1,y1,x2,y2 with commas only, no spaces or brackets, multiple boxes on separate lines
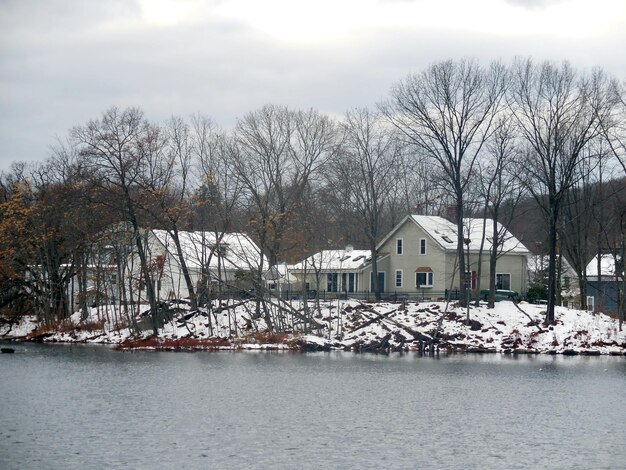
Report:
585,254,622,313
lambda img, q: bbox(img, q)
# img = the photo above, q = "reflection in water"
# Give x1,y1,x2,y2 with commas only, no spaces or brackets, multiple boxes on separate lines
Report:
0,343,625,469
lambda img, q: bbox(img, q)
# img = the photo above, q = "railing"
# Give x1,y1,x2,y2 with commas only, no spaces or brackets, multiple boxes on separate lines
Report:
271,289,461,302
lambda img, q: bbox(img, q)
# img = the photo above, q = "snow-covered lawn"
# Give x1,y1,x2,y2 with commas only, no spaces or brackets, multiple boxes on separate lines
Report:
2,299,625,355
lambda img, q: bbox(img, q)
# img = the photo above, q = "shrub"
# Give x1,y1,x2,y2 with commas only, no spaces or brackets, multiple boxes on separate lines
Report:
526,284,548,304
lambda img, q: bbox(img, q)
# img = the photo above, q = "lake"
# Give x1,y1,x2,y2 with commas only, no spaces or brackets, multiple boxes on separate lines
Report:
1,343,625,469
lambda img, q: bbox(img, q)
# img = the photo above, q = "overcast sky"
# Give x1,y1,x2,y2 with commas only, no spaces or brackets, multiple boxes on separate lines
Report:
1,0,625,171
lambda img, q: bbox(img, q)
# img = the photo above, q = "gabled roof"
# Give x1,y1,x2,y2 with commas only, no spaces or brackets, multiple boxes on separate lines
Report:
586,254,620,277
265,263,298,283
290,249,373,272
152,230,266,271
377,215,529,254
527,254,576,278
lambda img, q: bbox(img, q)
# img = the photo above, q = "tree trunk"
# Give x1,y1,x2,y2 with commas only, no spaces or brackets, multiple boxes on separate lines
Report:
455,192,467,306
128,212,158,336
474,214,488,307
170,226,198,310
577,272,587,310
545,204,559,325
371,238,381,301
488,218,499,309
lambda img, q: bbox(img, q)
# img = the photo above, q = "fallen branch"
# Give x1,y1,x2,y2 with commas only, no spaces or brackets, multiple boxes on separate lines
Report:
512,299,543,332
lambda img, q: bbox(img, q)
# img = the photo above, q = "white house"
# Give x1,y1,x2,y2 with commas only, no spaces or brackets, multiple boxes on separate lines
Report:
141,230,267,301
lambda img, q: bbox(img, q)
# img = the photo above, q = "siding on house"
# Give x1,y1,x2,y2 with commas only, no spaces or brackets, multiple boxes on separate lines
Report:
129,230,265,301
375,215,529,295
378,219,448,293
287,215,529,298
585,254,622,314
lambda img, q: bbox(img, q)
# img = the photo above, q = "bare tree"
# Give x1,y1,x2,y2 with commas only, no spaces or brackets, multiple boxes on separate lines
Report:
330,107,403,300
231,105,336,329
509,60,616,325
602,80,626,176
190,115,247,309
559,143,611,310
136,116,202,309
477,117,524,307
384,59,507,304
71,107,161,335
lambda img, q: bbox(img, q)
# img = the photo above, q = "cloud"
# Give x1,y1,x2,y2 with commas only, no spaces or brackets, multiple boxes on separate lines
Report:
0,0,624,171
504,0,568,9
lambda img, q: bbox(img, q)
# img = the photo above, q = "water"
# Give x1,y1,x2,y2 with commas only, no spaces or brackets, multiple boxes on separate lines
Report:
1,344,625,469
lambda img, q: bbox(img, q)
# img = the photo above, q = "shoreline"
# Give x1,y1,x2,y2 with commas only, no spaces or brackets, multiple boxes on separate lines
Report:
2,299,626,356
3,334,625,356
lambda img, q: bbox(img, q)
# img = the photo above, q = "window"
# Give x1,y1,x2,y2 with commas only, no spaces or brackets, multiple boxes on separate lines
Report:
586,296,595,312
327,273,338,292
496,273,511,291
341,273,358,292
395,270,403,288
416,271,434,288
348,273,357,292
396,238,403,255
419,238,427,255
110,273,117,285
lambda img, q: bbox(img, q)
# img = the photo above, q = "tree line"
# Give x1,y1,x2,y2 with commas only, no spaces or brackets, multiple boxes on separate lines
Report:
1,58,625,331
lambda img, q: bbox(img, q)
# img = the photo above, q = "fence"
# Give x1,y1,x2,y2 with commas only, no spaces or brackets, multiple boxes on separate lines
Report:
272,289,461,302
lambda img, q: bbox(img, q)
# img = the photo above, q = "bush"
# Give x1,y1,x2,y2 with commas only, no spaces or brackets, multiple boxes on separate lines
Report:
526,284,548,304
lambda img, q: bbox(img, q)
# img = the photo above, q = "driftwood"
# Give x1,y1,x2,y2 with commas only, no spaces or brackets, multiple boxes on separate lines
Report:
351,305,434,343
360,333,392,352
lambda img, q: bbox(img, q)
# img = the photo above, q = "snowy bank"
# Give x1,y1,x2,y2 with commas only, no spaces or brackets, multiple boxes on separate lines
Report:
2,300,625,355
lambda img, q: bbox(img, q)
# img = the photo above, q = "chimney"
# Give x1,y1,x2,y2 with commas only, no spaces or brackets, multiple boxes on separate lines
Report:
446,205,458,222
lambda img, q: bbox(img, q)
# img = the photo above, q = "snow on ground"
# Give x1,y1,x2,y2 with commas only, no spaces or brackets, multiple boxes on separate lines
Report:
0,315,38,339
2,299,625,355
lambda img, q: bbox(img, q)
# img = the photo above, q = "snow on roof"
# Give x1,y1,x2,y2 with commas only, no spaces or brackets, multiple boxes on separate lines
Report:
586,254,619,277
409,215,529,254
152,230,266,271
527,255,576,277
290,249,372,271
